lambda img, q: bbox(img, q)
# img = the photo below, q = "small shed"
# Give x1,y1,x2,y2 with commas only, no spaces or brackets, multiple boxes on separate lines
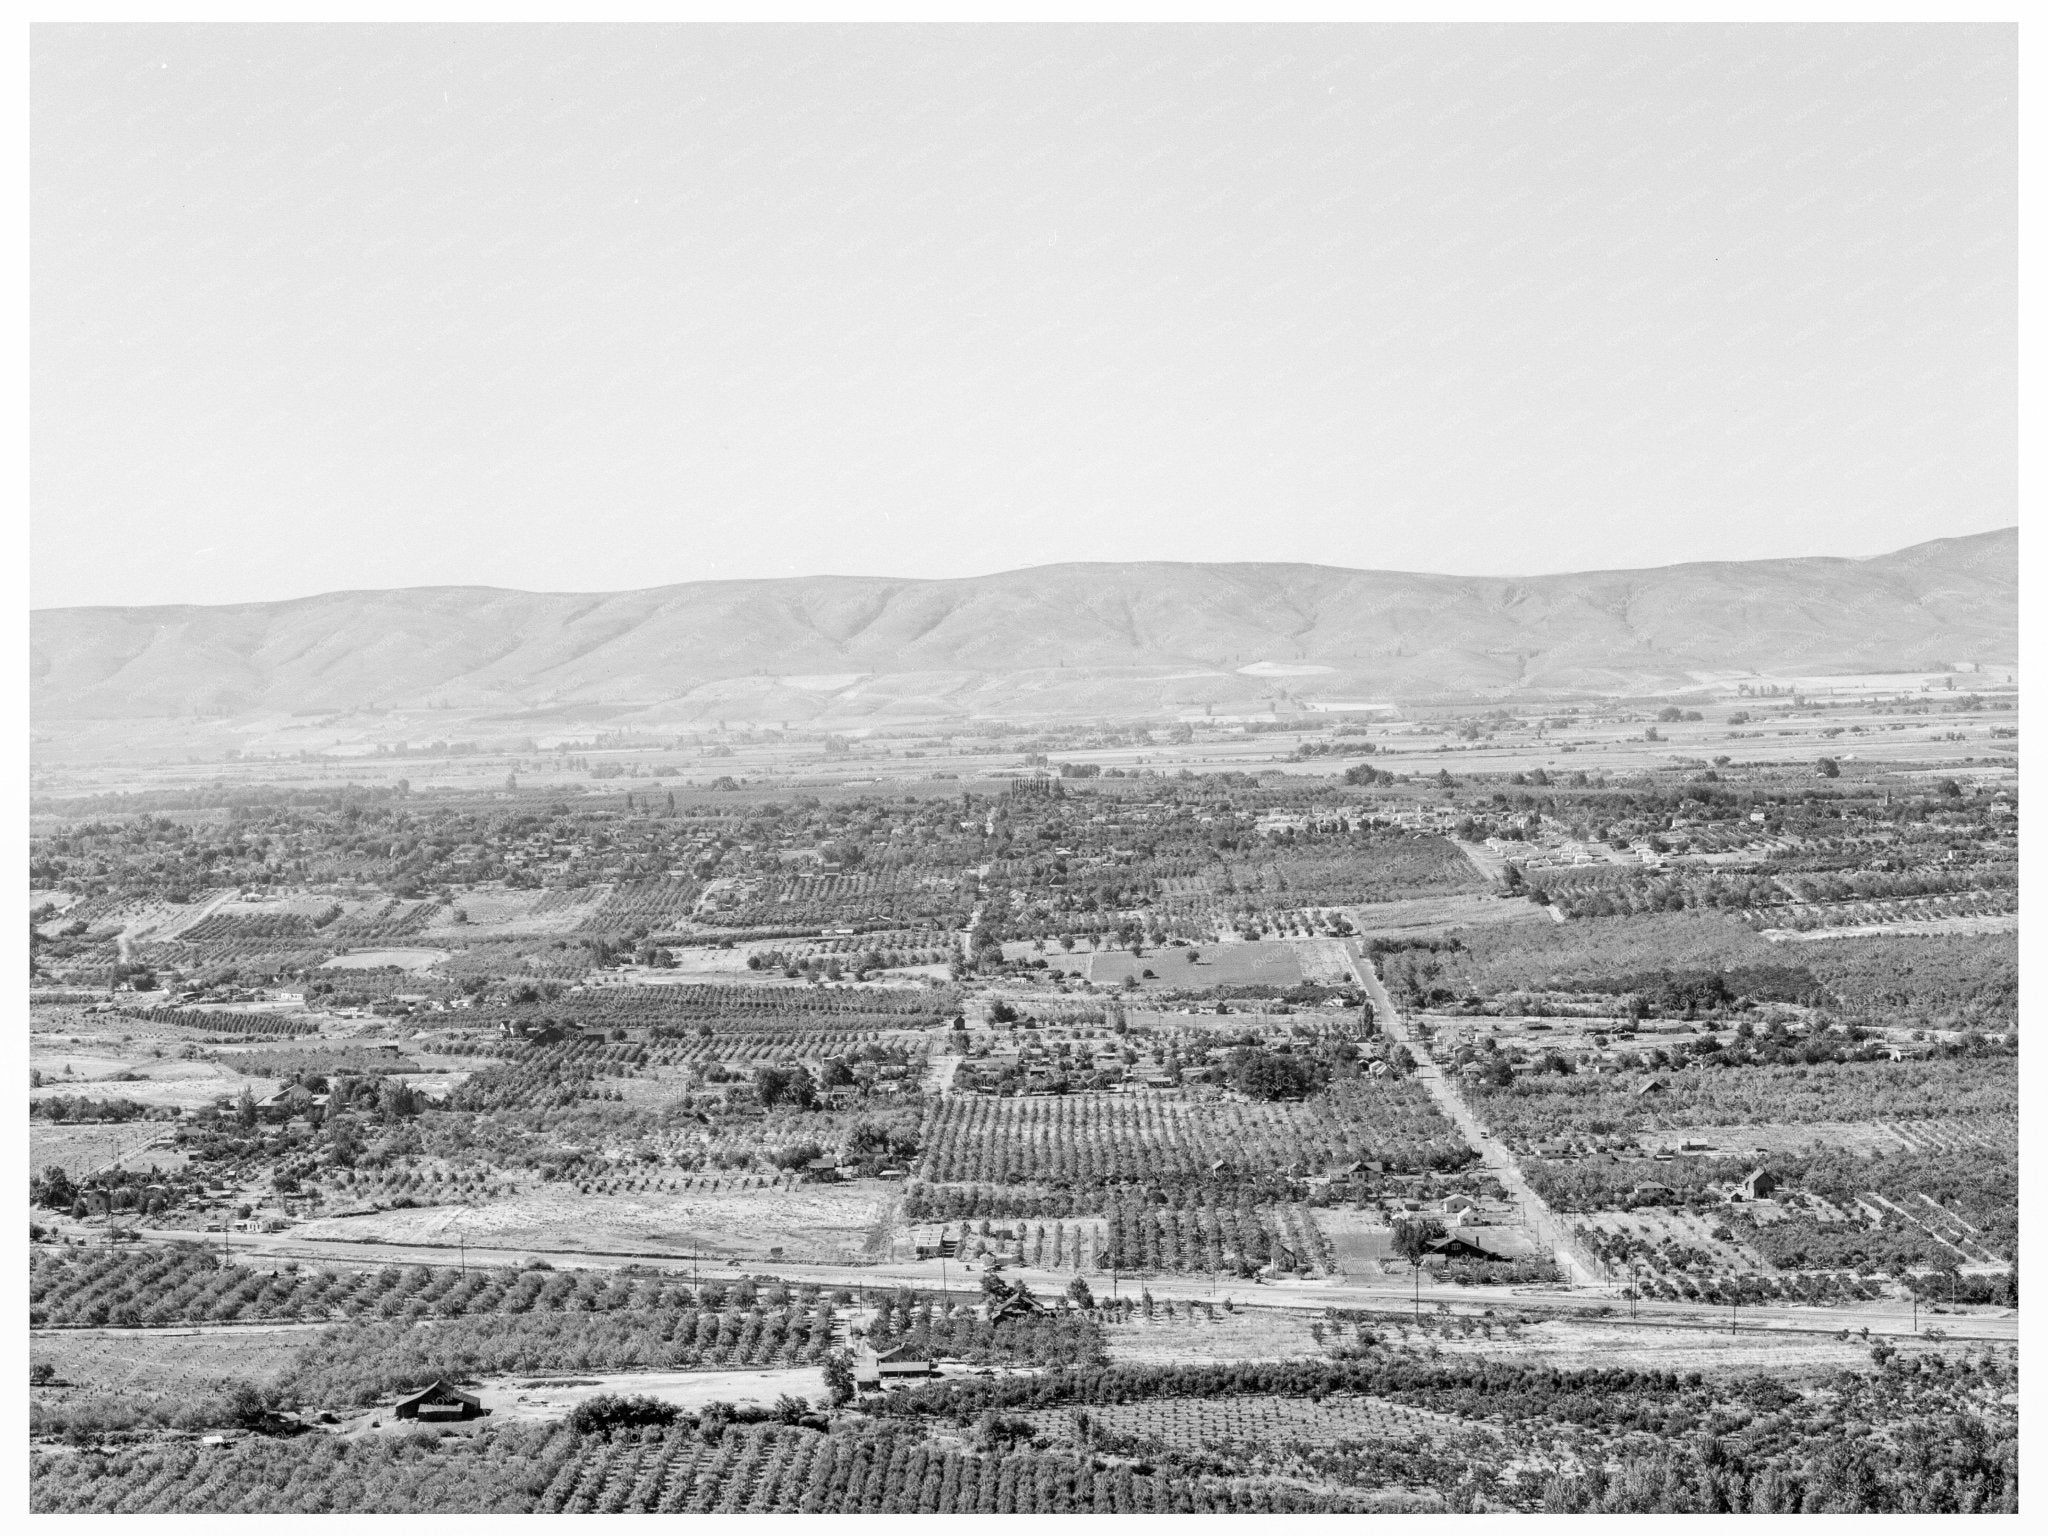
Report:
856,1343,933,1388
877,1344,934,1381
393,1379,488,1422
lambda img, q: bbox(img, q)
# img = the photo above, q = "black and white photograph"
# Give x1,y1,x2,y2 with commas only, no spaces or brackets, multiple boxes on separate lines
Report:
26,19,2020,1516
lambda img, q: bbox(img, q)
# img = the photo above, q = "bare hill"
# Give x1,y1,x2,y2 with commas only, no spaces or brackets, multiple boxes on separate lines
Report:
30,530,2016,732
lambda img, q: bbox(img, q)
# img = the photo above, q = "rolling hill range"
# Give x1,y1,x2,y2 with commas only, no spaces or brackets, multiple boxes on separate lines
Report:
31,529,2016,748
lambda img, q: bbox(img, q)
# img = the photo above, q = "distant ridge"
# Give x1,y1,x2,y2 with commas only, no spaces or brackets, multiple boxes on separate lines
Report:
30,529,2017,732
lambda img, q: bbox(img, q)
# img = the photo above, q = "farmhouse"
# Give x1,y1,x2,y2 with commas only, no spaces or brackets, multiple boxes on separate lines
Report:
1739,1168,1780,1201
987,1288,1046,1325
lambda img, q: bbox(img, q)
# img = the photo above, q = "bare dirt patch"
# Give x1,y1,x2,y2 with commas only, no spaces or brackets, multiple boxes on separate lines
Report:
1342,893,1552,940
322,948,452,971
289,1183,898,1264
472,1365,826,1427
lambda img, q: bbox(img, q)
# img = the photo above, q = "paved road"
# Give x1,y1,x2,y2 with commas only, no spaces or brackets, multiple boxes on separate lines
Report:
80,1223,2011,1345
1344,947,1609,1286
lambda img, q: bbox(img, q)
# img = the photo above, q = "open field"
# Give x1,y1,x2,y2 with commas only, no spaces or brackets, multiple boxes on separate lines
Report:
31,1123,185,1176
1341,892,1553,939
1316,1210,1400,1274
1103,1307,1333,1365
1084,942,1303,990
1362,1313,1972,1378
472,1365,829,1427
322,949,452,971
1636,1117,2016,1158
287,1183,899,1264
1761,912,2018,943
1025,1390,1472,1450
31,1327,306,1397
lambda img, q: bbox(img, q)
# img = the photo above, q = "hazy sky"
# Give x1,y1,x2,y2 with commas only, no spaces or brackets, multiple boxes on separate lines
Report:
33,24,2015,610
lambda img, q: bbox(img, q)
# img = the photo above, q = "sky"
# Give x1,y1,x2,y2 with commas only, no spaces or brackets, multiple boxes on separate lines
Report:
32,24,2016,610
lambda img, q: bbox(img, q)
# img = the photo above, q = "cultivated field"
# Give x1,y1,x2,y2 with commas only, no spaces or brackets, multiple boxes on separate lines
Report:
1104,1306,1333,1365
288,1183,899,1264
31,1327,307,1397
321,949,452,971
1025,1390,1473,1449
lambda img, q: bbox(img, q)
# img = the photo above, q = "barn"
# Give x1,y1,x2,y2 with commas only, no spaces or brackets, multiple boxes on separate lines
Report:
393,1380,488,1422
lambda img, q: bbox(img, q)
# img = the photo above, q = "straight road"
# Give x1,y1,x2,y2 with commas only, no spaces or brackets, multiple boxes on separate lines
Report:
1449,838,1509,885
1345,945,1609,1287
86,1222,2012,1345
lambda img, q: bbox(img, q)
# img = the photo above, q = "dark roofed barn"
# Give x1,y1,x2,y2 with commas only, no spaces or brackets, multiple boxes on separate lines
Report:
393,1379,488,1422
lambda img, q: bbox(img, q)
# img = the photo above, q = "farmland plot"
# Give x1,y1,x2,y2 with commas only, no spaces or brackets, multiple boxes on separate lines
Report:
1638,1116,2015,1159
1316,1209,1400,1275
1104,1306,1333,1366
287,1182,897,1263
32,1327,306,1397
919,1082,1470,1188
322,948,450,971
1340,892,1552,942
1577,1208,1771,1276
1025,1391,1475,1451
1370,1316,1916,1379
1085,942,1302,991
32,1123,186,1178
1466,1057,2017,1153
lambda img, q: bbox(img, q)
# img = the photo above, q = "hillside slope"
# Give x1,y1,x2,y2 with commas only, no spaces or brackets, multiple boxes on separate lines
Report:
31,529,2016,727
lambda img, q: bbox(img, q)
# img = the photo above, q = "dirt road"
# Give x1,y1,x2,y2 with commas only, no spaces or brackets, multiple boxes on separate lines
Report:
1344,945,1609,1287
